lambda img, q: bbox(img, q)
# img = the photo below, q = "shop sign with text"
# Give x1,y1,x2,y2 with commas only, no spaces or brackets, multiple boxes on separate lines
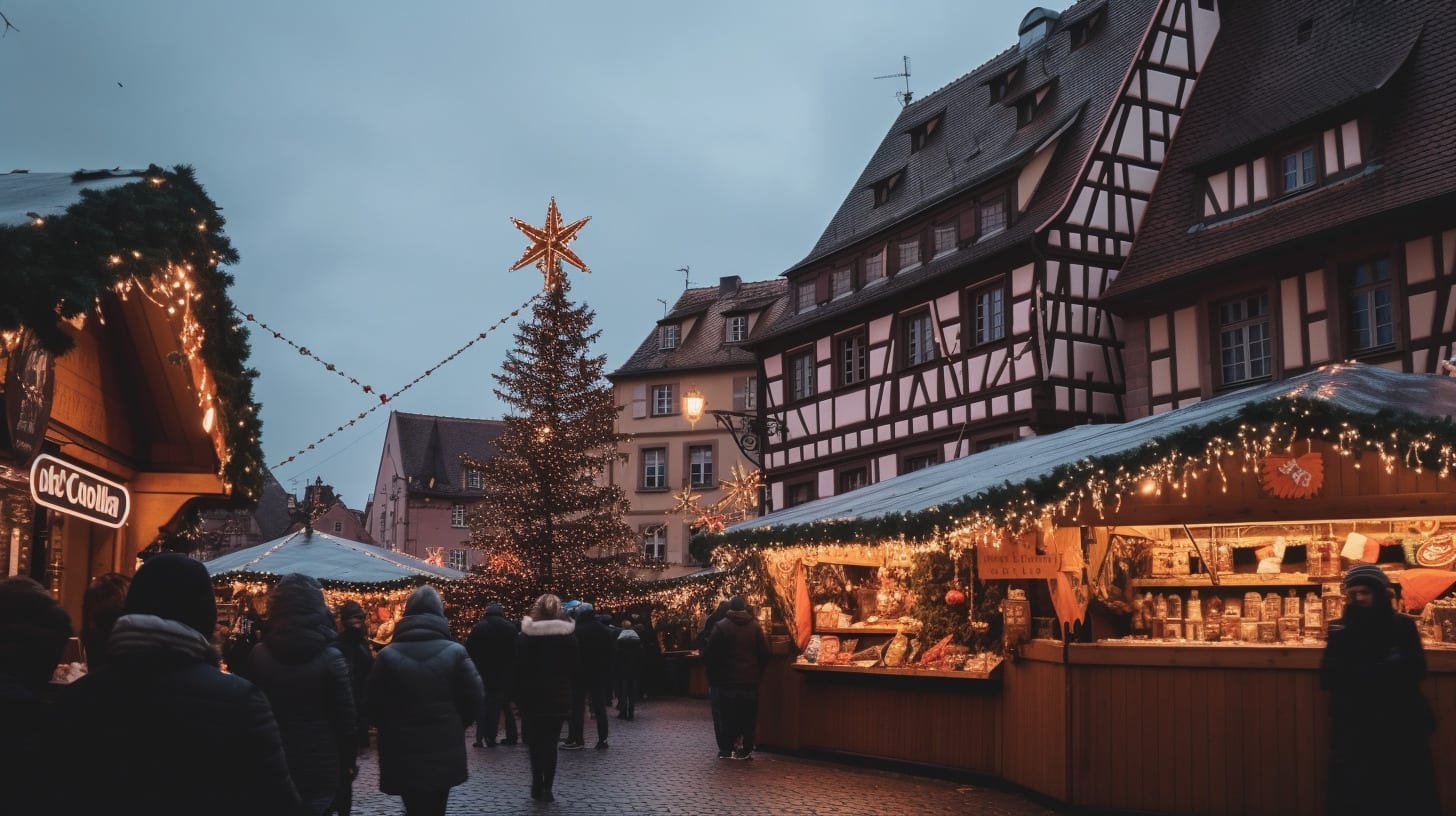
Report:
29,453,130,528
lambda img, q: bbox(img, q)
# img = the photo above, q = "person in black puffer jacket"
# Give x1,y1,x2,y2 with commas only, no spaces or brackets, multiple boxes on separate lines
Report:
61,553,301,816
240,574,356,815
465,602,519,747
365,585,482,816
514,594,579,803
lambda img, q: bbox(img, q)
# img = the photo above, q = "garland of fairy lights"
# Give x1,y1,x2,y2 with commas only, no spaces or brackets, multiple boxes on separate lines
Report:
0,165,264,503
234,309,381,397
272,294,540,469
691,395,1456,564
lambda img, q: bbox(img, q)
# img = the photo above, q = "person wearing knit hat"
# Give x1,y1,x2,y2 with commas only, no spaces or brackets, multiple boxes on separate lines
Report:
1322,564,1438,813
61,554,301,815
336,599,374,755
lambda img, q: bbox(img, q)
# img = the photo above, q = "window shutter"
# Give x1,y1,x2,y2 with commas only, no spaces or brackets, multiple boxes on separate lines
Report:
732,377,746,413
960,208,978,244
814,272,830,305
632,384,647,418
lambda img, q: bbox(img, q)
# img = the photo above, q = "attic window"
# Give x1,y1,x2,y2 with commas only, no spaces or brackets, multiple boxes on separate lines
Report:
909,112,944,152
1069,8,1105,50
659,324,679,350
1018,8,1061,49
872,169,905,208
1297,18,1314,44
1016,96,1038,128
987,64,1021,104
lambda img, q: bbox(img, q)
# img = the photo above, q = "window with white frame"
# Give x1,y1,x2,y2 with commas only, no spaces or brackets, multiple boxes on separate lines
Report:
1217,293,1272,386
743,375,757,411
642,447,667,489
831,268,853,300
451,503,466,528
643,526,667,561
933,223,958,256
726,315,747,343
1281,146,1317,193
448,549,469,571
904,312,937,367
898,238,921,269
651,384,675,416
972,283,1006,346
796,278,817,314
466,468,482,490
1345,256,1395,353
688,445,714,488
789,351,816,401
979,195,1006,235
839,332,867,386
864,248,886,283
659,324,679,350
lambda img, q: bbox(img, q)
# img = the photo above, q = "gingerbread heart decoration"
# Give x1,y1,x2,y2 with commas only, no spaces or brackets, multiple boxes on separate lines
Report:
1259,453,1324,499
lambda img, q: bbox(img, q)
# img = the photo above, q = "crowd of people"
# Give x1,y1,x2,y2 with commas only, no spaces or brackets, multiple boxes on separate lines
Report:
0,554,772,814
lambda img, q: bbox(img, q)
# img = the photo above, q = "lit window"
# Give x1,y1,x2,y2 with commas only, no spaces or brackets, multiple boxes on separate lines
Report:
743,375,757,411
904,312,937,367
451,504,466,528
448,549,469,571
643,526,666,561
934,223,958,256
1281,146,1316,193
659,324,679,350
839,333,867,386
689,445,714,488
790,352,816,401
831,268,853,299
642,448,667,489
1217,294,1272,386
651,384,675,416
796,278,817,314
726,315,747,343
898,238,921,269
979,195,1006,235
864,249,886,283
972,283,1006,346
1345,257,1394,353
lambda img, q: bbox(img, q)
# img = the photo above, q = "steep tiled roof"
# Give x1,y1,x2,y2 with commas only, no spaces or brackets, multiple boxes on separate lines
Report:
611,278,788,378
393,412,506,497
762,0,1158,342
1108,0,1450,300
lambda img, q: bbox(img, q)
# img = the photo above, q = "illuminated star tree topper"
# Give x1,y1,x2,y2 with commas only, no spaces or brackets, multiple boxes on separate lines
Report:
510,197,591,291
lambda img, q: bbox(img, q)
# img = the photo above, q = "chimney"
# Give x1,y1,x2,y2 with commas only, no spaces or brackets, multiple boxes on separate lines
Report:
719,275,741,297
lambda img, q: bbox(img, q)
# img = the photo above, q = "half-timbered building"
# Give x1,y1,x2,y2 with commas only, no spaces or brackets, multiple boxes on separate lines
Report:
1106,0,1456,417
748,0,1219,509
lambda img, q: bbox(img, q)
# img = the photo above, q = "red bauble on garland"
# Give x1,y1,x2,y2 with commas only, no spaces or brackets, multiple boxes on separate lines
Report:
944,588,967,607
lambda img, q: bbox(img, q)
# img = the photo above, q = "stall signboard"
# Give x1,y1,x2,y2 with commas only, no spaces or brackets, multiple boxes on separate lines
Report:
2,330,55,467
979,532,1060,579
29,453,130,528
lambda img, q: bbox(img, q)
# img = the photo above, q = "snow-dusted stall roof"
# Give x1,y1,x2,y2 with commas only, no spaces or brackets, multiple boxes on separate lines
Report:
203,530,466,585
0,170,150,227
723,364,1456,538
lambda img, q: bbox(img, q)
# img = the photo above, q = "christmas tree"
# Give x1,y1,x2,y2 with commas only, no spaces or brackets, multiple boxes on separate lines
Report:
466,200,636,609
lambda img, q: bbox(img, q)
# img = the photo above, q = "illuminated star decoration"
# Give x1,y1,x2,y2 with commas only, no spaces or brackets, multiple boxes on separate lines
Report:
691,507,728,534
718,464,762,519
668,485,703,516
424,547,446,567
510,197,591,290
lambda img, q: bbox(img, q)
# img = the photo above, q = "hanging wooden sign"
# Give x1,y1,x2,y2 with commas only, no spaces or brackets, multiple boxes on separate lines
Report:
979,531,1059,579
1259,453,1324,499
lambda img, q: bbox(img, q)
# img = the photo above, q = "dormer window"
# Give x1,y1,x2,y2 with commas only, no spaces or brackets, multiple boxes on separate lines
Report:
1016,96,1038,128
796,278,818,314
909,112,944,153
933,223,958,257
1018,7,1061,49
659,324,679,350
987,64,1022,104
726,315,747,343
979,192,1007,236
872,169,905,208
1069,6,1105,50
898,237,921,270
830,268,853,300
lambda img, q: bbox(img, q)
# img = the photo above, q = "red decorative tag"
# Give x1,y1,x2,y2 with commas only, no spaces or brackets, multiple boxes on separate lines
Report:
1259,453,1324,499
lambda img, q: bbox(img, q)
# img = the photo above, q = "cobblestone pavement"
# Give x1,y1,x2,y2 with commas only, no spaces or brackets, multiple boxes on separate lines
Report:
350,696,1063,815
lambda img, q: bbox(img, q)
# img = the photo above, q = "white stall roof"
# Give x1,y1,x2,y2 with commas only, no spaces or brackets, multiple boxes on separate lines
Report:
204,529,466,584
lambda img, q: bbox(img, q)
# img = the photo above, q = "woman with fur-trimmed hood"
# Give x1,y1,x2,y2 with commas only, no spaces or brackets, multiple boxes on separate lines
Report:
364,585,482,816
514,594,580,803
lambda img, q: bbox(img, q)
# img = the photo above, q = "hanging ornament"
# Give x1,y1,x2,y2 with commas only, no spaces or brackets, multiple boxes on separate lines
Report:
945,588,967,607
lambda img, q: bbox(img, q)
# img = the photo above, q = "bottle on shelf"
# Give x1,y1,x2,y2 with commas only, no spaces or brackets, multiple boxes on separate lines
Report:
1304,591,1322,639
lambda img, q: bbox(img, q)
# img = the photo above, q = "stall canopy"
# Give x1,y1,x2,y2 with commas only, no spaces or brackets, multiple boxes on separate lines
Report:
703,363,1456,554
203,529,466,586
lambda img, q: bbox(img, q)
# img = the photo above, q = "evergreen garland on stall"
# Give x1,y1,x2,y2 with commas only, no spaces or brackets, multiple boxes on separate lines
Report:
0,165,265,504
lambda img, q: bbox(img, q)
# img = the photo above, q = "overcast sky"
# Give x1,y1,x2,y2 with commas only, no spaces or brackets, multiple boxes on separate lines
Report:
2,1,1032,508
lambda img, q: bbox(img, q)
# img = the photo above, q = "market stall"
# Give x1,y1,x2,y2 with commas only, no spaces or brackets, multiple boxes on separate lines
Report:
705,363,1456,815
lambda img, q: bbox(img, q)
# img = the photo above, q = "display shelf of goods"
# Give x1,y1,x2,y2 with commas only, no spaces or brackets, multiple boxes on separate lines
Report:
815,626,900,635
1132,574,1322,588
792,657,1004,680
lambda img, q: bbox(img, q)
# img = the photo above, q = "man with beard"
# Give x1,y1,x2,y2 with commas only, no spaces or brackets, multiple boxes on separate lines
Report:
1320,564,1439,815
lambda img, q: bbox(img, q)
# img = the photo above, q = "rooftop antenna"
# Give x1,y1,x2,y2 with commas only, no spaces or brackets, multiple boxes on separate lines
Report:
676,265,693,290
656,297,669,317
875,56,913,107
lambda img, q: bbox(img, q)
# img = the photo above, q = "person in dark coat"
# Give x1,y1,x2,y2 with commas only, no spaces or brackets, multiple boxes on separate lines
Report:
241,574,357,815
614,624,644,720
565,601,615,749
695,600,731,754
364,585,483,816
336,600,374,751
1320,564,1439,815
465,602,519,747
0,576,73,814
514,593,579,803
704,596,770,760
62,553,301,815
80,571,129,673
